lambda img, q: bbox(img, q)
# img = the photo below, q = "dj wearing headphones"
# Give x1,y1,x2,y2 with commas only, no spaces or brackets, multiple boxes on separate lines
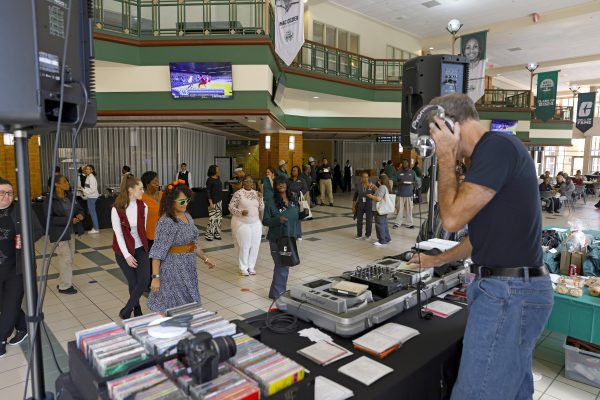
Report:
408,93,552,400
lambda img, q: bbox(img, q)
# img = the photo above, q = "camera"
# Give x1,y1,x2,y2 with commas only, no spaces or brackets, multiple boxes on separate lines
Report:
177,332,237,384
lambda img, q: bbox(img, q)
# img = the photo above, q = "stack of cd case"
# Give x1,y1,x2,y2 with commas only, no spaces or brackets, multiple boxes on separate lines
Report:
106,365,186,400
76,322,149,378
228,334,305,397
166,304,237,339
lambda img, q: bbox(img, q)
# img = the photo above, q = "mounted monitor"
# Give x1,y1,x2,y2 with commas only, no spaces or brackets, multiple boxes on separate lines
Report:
490,119,517,135
170,62,233,99
273,73,287,107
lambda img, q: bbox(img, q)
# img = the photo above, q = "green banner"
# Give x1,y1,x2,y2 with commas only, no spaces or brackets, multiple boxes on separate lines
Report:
535,71,559,122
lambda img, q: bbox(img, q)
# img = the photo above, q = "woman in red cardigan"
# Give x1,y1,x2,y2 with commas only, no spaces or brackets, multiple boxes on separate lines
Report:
112,176,149,319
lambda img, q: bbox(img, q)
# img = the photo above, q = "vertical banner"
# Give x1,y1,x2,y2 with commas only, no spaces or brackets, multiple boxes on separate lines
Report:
535,71,559,122
576,92,596,133
460,31,487,102
275,0,305,66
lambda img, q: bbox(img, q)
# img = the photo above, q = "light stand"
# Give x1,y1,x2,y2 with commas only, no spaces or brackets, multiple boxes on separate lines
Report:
446,19,463,55
526,62,539,109
14,130,53,400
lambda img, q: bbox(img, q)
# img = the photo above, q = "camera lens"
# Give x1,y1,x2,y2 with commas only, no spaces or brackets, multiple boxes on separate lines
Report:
211,336,237,362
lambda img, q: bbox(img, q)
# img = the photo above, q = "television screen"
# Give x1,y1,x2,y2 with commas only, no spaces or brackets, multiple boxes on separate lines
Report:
440,63,465,96
490,119,518,135
169,62,233,99
273,73,286,107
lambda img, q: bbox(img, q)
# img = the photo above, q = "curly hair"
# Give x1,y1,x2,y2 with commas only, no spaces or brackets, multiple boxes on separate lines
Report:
272,175,294,209
159,184,193,221
140,171,158,190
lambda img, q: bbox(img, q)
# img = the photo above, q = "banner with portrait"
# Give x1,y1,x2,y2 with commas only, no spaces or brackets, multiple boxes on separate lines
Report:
576,92,596,133
460,31,487,102
275,0,305,66
535,71,559,122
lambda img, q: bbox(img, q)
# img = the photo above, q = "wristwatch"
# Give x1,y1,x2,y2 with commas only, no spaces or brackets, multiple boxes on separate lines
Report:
151,274,160,279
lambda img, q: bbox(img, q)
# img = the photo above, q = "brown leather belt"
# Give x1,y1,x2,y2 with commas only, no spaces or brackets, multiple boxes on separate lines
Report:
470,265,549,278
169,242,196,254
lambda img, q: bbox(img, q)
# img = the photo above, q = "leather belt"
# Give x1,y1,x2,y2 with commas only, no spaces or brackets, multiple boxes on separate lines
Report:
470,265,549,278
169,242,196,254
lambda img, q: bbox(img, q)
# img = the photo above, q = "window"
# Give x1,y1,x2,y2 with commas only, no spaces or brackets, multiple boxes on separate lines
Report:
592,136,600,173
312,21,359,53
386,45,417,60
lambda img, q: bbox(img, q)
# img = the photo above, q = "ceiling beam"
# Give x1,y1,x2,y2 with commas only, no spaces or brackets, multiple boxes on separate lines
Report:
486,54,600,75
421,2,600,48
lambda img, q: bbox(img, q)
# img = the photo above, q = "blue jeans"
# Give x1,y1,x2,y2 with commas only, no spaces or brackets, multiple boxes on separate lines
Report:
374,212,391,244
451,275,553,400
87,197,99,230
268,241,289,299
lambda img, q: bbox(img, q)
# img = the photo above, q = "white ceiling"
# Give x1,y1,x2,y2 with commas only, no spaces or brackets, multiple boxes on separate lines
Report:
328,0,600,91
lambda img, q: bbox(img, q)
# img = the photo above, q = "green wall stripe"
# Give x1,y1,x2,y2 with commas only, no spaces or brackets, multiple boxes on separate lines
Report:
529,138,572,145
478,111,531,121
284,115,400,130
515,131,529,140
96,91,272,111
530,121,574,130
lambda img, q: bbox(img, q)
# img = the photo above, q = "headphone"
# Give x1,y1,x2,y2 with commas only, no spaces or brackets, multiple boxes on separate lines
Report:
409,104,455,158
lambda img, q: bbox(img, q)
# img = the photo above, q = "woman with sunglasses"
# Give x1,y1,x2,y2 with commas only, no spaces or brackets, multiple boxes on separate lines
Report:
263,175,300,299
148,180,216,312
111,176,150,319
229,175,264,276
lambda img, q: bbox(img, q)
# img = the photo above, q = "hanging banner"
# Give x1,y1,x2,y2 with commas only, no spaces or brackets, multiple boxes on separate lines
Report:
575,92,596,133
460,30,487,102
535,71,559,122
275,0,305,66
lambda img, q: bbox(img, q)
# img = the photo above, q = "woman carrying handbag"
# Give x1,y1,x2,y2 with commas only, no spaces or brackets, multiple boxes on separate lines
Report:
368,174,393,246
263,175,301,300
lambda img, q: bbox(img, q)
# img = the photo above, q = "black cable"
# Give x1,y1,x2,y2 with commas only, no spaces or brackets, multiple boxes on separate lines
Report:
247,293,305,334
41,323,63,375
415,162,432,320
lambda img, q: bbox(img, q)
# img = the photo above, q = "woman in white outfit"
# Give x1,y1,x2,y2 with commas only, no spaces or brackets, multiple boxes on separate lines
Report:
81,164,100,233
229,175,264,276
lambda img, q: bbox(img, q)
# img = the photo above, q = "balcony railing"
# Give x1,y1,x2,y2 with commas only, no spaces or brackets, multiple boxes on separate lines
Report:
290,40,404,86
476,89,531,109
553,106,573,122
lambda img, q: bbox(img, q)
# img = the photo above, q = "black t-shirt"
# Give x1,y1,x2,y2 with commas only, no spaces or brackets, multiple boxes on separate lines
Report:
206,177,223,203
0,208,17,277
317,165,332,180
465,132,542,268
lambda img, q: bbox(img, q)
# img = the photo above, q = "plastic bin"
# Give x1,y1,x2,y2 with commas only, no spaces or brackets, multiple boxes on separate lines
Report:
564,336,600,388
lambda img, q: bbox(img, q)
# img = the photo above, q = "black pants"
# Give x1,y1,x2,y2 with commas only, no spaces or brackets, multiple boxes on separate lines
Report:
356,204,373,238
343,175,351,192
544,197,560,212
116,247,150,313
0,272,26,342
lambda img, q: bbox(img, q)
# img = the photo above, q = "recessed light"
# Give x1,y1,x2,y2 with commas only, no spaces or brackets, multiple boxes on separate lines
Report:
421,0,441,8
313,96,319,99
429,47,434,50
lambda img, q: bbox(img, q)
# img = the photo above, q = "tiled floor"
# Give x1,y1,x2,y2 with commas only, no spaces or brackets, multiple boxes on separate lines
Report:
1,192,599,398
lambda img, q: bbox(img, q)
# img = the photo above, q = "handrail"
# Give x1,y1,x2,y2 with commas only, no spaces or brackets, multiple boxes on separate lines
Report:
476,89,531,109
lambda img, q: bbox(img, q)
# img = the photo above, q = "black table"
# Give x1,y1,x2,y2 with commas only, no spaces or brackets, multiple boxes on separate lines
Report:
250,303,468,400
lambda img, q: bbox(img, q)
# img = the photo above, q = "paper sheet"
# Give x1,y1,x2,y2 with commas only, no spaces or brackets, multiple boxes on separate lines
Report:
299,327,333,343
338,356,393,386
315,376,354,400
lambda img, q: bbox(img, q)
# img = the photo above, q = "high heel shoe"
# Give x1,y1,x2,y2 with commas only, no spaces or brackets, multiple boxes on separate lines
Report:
133,306,143,317
119,307,132,320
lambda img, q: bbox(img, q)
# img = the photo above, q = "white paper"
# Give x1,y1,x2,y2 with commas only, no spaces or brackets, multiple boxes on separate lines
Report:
425,300,462,318
299,327,333,343
338,356,393,386
314,376,354,400
548,248,558,254
352,331,398,354
375,323,420,343
298,341,352,366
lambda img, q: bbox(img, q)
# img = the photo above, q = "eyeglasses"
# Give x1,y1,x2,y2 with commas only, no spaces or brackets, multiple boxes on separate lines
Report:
174,198,191,205
0,191,14,198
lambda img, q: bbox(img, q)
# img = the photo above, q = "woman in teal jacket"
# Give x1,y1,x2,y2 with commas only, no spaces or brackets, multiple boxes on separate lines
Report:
263,175,299,299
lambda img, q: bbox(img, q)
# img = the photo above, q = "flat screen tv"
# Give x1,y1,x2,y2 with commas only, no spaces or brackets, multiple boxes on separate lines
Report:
169,62,233,99
490,119,518,135
273,73,286,107
440,62,465,96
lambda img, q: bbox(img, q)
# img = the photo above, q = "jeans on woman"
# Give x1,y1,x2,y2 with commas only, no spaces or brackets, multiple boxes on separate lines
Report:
87,197,99,230
374,212,391,244
115,247,151,314
268,241,289,299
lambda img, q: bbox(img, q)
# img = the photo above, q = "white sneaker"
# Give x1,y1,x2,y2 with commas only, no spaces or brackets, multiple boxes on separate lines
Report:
249,270,256,275
297,237,303,241
89,229,100,234
373,241,383,246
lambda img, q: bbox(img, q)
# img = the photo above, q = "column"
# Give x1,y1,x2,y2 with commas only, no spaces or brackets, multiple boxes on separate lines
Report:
0,133,42,198
259,130,303,176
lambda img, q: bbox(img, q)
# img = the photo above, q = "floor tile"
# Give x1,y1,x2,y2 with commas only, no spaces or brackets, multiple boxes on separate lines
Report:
546,380,597,400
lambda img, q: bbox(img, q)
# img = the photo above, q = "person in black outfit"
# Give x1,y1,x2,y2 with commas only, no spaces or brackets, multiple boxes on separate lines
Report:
539,177,560,213
0,177,43,358
352,171,374,240
317,158,334,206
176,163,192,188
205,165,223,241
343,160,353,192
332,160,343,193
409,93,552,399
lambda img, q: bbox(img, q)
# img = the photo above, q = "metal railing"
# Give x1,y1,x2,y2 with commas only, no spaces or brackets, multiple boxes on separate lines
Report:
290,40,404,86
93,0,267,37
476,89,531,109
553,106,573,121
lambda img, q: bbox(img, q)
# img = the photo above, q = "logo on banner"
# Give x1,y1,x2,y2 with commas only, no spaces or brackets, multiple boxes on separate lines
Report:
275,0,304,66
576,92,596,133
540,79,554,92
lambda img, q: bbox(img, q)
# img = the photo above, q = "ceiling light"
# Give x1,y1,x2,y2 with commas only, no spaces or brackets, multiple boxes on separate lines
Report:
447,19,462,34
526,62,539,72
429,47,434,50
422,0,441,8
507,47,522,52
313,96,319,99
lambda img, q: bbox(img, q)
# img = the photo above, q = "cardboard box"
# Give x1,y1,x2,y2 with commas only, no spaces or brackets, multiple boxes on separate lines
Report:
560,251,585,275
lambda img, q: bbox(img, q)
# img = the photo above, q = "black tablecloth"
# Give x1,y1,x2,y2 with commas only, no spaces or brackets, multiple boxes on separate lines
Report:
250,304,467,400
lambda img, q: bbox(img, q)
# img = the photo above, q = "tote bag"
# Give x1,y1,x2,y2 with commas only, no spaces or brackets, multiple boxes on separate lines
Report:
376,187,396,215
298,192,312,220
277,223,300,267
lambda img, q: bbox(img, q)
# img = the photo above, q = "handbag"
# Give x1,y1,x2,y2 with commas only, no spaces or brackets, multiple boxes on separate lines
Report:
298,192,312,220
277,225,300,267
376,187,396,215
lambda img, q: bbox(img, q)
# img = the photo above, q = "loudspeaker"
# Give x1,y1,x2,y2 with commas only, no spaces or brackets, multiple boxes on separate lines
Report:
0,0,96,131
400,55,469,148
